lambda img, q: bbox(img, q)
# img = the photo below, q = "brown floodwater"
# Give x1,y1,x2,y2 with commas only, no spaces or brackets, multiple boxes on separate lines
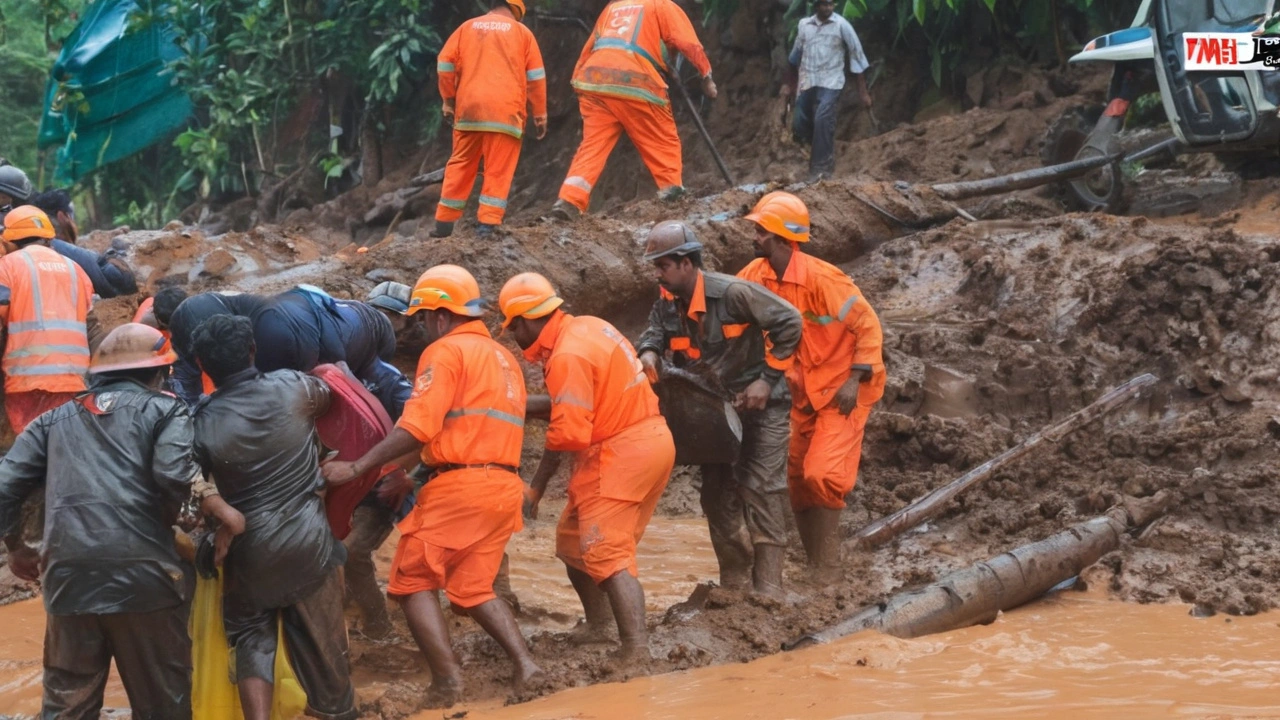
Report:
3,516,1278,718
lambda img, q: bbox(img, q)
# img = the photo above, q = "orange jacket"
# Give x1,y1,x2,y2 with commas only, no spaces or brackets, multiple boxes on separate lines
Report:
438,11,548,139
572,0,712,106
738,251,885,410
398,320,526,468
0,244,94,394
523,310,660,452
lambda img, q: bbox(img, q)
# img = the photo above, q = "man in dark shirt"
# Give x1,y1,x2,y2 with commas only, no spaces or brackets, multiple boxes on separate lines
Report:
0,323,244,720
30,189,138,298
635,221,803,599
191,314,357,720
167,291,271,406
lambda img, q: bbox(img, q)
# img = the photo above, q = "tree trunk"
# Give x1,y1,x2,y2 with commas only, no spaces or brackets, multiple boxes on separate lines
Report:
785,491,1173,651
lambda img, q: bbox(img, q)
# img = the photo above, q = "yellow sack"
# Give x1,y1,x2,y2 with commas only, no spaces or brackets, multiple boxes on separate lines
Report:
190,571,309,720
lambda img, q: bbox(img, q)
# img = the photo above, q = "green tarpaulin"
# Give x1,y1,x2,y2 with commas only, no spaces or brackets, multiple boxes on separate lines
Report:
37,0,191,183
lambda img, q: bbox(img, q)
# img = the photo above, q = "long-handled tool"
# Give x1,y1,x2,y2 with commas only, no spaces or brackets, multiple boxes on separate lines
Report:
665,66,736,187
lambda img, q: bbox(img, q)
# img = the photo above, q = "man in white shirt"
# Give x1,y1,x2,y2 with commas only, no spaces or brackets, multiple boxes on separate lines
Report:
783,0,872,181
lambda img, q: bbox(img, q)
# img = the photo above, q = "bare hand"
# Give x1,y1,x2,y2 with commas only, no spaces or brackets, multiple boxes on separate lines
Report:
322,460,360,487
859,90,873,108
214,524,238,568
534,116,548,140
734,378,772,412
834,370,870,415
442,100,455,126
701,76,718,99
639,351,661,385
522,484,542,520
7,545,40,583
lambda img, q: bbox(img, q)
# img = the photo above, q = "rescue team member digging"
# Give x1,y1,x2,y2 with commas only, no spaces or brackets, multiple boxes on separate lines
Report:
636,221,803,598
432,0,547,240
549,0,717,220
739,191,885,582
0,206,96,434
191,315,358,720
501,273,675,663
0,323,244,720
323,265,543,708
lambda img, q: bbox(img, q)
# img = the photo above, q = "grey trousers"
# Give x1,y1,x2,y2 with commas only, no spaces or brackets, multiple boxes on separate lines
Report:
700,402,791,581
223,569,357,720
793,86,842,177
42,603,192,720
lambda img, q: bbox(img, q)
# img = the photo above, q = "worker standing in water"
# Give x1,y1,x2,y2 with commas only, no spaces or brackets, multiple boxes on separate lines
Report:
501,272,675,664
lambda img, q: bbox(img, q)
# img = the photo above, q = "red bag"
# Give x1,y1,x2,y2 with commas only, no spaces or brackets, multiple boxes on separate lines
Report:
311,363,393,539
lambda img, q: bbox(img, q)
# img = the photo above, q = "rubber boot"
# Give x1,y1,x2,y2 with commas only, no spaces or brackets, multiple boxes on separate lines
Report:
709,531,753,591
430,220,455,238
751,543,786,599
475,223,497,239
798,507,844,586
548,199,580,221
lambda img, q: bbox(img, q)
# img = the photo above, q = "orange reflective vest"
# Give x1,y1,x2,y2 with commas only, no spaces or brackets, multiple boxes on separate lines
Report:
0,244,94,394
738,250,885,410
572,0,712,106
397,320,526,468
523,310,660,452
438,11,548,139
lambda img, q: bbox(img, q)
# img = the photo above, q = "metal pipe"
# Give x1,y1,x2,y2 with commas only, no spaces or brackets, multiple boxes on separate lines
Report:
931,151,1124,201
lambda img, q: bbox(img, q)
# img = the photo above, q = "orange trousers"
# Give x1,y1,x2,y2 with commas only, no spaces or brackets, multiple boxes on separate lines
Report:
787,402,872,511
436,129,523,225
387,468,523,608
559,92,683,213
556,416,674,583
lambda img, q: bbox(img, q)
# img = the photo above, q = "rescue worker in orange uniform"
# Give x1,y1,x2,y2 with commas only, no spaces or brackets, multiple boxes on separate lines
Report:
432,0,548,240
549,0,718,220
738,191,885,582
0,207,95,435
323,265,542,708
501,273,675,663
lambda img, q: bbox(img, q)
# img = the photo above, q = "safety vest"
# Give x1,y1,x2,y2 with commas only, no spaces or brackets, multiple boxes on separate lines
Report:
0,244,93,394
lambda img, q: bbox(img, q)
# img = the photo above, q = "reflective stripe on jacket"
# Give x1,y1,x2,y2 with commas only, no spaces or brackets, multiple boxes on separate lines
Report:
571,0,712,106
438,11,548,138
0,244,93,394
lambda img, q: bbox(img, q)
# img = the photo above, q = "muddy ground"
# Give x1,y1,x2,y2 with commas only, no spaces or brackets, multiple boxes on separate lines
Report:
2,45,1280,718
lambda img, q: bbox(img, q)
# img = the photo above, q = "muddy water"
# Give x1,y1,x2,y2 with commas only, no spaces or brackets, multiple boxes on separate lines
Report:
442,592,1280,720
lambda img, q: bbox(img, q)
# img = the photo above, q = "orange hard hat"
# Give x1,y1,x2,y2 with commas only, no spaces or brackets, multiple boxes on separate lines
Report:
746,191,810,243
2,205,56,244
407,264,486,317
499,272,563,328
90,323,178,375
508,0,526,20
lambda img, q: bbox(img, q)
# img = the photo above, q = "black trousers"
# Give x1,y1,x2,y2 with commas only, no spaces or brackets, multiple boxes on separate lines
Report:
42,603,192,720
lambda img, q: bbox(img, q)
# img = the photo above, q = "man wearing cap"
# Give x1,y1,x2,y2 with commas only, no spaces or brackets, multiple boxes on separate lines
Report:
501,272,675,663
0,164,33,223
739,191,884,582
0,322,244,719
0,206,96,435
324,265,542,707
782,0,872,181
432,0,548,239
635,221,803,598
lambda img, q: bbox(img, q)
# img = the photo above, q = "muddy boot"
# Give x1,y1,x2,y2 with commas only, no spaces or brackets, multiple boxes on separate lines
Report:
430,220,454,238
476,223,498,239
658,185,686,202
798,507,843,585
750,543,786,600
548,199,580,222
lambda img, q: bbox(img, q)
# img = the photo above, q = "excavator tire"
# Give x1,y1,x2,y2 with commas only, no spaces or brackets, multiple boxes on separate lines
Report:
1040,105,1125,213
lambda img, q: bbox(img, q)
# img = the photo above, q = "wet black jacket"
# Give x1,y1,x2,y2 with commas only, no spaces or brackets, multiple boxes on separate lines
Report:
0,377,199,616
169,292,270,406
193,368,346,610
637,270,803,402
250,286,411,419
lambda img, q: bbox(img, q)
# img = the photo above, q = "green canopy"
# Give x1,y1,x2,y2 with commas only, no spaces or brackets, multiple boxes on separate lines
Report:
37,0,192,183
